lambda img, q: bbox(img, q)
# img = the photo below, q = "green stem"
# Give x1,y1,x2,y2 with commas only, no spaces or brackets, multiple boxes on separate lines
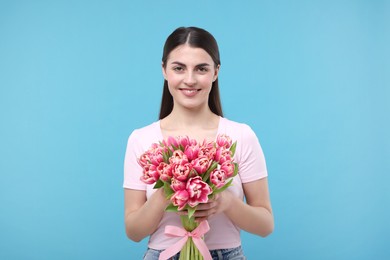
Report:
179,240,184,260
190,239,193,260
180,215,206,259
195,241,199,260
180,215,198,231
186,239,190,260
191,239,194,259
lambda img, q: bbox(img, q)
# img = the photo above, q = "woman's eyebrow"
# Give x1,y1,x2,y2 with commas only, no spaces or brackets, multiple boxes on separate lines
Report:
170,61,212,67
171,61,186,67
196,63,211,67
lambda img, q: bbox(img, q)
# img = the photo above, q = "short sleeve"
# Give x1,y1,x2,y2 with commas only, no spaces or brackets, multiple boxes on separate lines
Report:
237,125,268,183
123,130,147,190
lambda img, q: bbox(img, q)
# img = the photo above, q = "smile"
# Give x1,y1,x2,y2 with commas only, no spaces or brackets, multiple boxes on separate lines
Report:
179,88,201,93
179,88,201,97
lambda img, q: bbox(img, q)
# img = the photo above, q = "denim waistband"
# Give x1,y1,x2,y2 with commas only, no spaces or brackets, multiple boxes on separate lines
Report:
143,245,246,260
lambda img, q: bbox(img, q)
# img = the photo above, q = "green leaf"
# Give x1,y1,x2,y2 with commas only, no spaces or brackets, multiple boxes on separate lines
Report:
165,203,178,212
230,141,237,157
171,144,178,151
163,181,174,197
233,162,239,177
202,161,219,182
214,178,233,194
187,206,196,219
191,168,199,178
153,179,164,189
162,152,169,163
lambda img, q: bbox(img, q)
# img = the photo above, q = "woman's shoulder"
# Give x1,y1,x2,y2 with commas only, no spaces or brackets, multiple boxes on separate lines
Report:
130,121,160,136
220,117,254,133
220,117,260,143
127,121,162,147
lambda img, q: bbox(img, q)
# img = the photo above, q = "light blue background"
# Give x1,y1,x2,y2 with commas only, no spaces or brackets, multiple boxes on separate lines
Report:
1,0,389,259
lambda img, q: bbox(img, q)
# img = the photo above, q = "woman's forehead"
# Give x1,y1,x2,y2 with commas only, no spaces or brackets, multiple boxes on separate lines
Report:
167,44,213,64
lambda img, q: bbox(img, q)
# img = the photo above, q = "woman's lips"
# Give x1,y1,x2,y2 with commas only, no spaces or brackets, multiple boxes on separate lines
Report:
179,88,200,97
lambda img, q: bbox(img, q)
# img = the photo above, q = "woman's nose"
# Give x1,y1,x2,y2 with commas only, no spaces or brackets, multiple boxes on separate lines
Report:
183,72,196,86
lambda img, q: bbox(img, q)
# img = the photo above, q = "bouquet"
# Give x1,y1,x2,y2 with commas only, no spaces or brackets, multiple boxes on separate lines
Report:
138,134,238,260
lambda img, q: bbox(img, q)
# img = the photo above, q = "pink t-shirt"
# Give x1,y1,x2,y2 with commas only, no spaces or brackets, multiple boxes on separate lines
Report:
123,117,268,250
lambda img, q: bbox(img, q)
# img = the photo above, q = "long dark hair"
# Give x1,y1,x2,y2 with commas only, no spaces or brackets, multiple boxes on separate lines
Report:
159,27,223,119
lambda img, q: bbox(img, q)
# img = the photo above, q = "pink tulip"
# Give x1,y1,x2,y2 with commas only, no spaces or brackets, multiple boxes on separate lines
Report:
186,176,212,208
214,147,232,164
210,169,226,188
158,145,169,154
190,138,198,146
157,162,173,182
178,136,191,149
150,153,163,166
138,152,150,167
166,136,179,147
140,165,159,184
221,161,235,178
171,190,189,210
216,134,232,148
184,145,200,161
150,143,159,149
171,177,186,191
172,162,192,181
198,141,216,160
191,156,211,174
169,150,189,165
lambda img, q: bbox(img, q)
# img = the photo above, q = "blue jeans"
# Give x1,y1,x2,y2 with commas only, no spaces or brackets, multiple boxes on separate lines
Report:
143,246,246,260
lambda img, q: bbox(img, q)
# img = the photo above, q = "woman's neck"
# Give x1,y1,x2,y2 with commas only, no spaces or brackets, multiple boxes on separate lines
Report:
160,106,220,142
162,106,218,130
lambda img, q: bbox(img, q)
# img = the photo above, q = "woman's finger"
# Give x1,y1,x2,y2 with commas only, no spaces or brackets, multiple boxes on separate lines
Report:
195,201,217,211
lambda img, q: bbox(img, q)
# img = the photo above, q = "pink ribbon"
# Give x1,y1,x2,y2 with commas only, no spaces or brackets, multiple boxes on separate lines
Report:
159,220,212,260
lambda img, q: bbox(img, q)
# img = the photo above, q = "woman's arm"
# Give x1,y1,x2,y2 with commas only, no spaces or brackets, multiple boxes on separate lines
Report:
194,177,274,237
124,188,168,242
225,178,274,236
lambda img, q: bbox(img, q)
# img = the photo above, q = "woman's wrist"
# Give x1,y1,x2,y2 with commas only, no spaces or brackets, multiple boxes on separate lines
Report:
220,190,235,213
149,188,169,211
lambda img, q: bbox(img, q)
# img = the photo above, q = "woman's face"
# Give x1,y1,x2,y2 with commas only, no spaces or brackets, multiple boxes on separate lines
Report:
162,44,219,112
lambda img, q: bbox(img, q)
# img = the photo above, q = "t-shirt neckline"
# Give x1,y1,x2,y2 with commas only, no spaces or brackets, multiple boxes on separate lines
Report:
156,116,224,142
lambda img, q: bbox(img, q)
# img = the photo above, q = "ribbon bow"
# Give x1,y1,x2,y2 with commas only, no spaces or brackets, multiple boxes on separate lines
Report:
159,220,212,260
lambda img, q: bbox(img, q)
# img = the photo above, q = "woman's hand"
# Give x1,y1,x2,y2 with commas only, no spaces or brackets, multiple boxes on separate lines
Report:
176,178,274,237
178,191,234,222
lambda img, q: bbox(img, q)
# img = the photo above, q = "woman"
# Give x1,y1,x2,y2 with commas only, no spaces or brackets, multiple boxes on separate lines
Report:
124,27,274,260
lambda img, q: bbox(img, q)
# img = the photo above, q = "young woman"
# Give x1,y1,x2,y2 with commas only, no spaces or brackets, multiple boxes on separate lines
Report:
124,27,274,260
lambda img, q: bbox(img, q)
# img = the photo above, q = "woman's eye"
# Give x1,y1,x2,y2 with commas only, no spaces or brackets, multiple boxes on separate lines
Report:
198,67,208,72
173,66,184,72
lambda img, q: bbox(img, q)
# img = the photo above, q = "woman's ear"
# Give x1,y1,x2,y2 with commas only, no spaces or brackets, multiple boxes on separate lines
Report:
213,65,220,82
162,62,167,80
